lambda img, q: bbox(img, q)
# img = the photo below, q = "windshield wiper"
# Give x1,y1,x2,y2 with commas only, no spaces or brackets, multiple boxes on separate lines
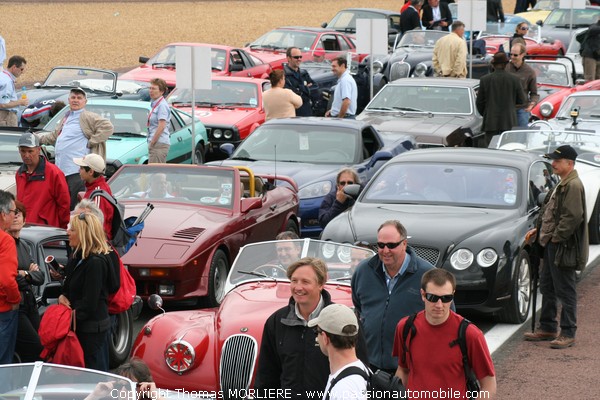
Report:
393,106,426,112
590,114,600,118
367,106,395,111
220,102,253,107
152,62,176,68
238,270,276,281
113,132,145,137
331,276,352,282
231,156,258,162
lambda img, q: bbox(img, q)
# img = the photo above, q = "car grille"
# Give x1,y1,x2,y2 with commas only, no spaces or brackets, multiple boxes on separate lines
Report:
411,245,440,266
390,62,411,81
172,227,205,241
220,334,258,399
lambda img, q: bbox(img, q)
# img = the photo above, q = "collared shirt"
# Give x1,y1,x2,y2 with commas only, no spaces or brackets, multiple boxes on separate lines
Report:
147,97,171,145
382,252,412,294
506,61,539,108
330,70,357,117
0,69,17,111
294,295,325,323
432,6,441,22
55,109,90,176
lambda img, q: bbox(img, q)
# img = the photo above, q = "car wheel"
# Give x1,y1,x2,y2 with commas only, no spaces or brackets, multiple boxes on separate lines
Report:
284,219,299,236
208,249,229,307
109,308,133,368
194,143,205,165
588,192,600,244
498,250,531,324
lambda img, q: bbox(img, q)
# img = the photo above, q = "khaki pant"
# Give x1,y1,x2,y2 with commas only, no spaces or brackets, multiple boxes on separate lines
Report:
148,143,170,163
0,110,18,127
583,57,600,82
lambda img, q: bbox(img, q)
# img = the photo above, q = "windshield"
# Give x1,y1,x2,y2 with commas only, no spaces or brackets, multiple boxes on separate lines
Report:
481,17,540,36
0,134,25,164
328,10,389,31
44,68,116,93
557,95,600,120
533,0,558,9
250,30,317,51
544,8,600,27
168,81,260,108
363,163,521,208
233,125,358,163
366,85,473,114
0,362,135,398
44,103,150,136
146,45,229,71
109,165,237,208
397,30,445,48
496,129,600,153
226,239,375,289
529,61,570,86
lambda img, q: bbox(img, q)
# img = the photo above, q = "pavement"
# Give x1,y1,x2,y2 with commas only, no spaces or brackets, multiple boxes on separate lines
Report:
491,248,600,399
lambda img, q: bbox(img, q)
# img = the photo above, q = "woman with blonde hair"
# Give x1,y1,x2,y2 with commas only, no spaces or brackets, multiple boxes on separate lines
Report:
58,212,112,371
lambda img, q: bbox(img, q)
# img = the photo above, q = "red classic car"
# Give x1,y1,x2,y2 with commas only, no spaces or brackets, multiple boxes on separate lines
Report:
167,77,269,151
131,239,374,394
119,43,272,89
532,79,600,120
109,164,299,306
481,35,565,56
244,26,363,70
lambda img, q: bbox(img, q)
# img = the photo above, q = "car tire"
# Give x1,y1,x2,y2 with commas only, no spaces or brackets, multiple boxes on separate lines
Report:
194,143,205,165
588,192,600,244
284,219,299,236
498,250,531,324
109,308,133,369
207,249,229,307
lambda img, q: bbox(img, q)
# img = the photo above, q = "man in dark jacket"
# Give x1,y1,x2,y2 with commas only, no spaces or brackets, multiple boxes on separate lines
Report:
318,168,359,229
284,47,316,117
255,257,368,399
421,0,453,31
476,52,526,147
524,145,588,349
400,0,424,34
578,17,600,82
351,220,436,374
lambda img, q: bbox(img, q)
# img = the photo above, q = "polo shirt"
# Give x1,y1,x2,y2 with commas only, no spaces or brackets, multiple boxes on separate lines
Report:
330,70,357,117
55,109,90,176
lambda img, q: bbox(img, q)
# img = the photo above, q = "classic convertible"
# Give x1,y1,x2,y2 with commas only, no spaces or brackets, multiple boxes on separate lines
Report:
130,239,374,394
109,164,299,306
322,148,557,323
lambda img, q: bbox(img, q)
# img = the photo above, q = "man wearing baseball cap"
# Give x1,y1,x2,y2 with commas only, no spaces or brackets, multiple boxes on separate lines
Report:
309,304,369,400
525,145,588,349
73,153,114,239
15,132,70,229
37,87,113,210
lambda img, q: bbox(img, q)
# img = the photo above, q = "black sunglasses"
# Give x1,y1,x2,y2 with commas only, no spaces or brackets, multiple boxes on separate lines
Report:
509,53,521,57
291,55,302,60
519,26,529,30
376,239,405,249
339,181,354,186
425,293,454,303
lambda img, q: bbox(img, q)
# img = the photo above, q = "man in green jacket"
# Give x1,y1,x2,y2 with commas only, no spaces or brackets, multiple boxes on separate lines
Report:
525,145,588,349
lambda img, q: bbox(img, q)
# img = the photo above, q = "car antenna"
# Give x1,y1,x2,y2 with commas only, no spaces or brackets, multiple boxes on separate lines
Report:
274,144,277,187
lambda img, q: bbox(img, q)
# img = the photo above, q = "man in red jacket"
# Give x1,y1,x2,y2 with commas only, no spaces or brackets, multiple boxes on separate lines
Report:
16,132,70,229
73,153,114,239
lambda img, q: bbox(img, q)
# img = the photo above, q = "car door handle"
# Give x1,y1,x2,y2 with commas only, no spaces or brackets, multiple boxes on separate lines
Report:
270,205,277,211
177,137,183,142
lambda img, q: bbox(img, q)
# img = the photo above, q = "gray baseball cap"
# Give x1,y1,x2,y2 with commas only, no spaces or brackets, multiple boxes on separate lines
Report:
18,132,40,148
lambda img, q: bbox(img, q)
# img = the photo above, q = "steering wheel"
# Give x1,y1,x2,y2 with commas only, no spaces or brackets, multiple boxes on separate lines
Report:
253,264,287,278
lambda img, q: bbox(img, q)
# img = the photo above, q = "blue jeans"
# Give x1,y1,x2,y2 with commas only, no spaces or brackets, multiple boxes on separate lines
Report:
516,108,530,128
0,309,19,364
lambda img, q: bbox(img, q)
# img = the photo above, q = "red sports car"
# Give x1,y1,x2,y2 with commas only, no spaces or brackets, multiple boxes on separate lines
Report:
532,79,600,120
244,26,363,70
131,239,374,394
119,43,272,89
109,164,299,306
481,35,565,56
167,77,269,151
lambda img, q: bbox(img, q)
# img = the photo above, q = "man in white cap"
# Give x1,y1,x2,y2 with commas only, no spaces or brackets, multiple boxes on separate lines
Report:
73,153,114,239
37,87,113,210
15,132,70,229
309,304,369,400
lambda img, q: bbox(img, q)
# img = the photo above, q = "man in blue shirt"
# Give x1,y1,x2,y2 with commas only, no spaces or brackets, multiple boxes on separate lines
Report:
326,57,357,119
0,56,28,127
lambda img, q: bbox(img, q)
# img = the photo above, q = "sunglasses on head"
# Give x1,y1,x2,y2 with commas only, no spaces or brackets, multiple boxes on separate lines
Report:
425,293,454,303
376,240,405,249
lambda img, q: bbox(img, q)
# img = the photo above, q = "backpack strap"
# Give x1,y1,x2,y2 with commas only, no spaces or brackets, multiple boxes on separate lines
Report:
324,366,370,400
449,318,481,398
401,312,418,366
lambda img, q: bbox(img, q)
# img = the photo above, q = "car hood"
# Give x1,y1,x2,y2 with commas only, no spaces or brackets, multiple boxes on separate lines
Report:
389,47,434,64
177,106,261,126
120,66,176,86
348,203,518,248
244,49,287,68
213,159,341,187
0,165,18,194
106,136,146,161
538,84,566,101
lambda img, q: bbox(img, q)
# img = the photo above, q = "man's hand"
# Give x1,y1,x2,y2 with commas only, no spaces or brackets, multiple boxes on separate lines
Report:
58,294,71,308
29,263,39,272
525,228,537,244
325,110,331,117
335,187,347,203
18,98,29,107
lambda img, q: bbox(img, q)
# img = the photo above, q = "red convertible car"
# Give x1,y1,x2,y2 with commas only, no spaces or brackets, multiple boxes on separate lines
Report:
167,77,269,152
532,79,600,120
244,26,363,70
109,164,299,306
119,43,272,89
481,35,565,56
131,239,374,393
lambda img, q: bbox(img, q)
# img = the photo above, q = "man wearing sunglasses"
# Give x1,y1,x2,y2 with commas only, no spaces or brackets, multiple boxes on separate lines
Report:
283,47,316,117
318,168,360,229
506,42,539,128
393,269,496,398
351,220,435,375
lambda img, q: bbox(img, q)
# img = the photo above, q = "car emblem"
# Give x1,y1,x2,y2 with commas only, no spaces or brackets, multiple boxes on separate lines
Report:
240,327,248,333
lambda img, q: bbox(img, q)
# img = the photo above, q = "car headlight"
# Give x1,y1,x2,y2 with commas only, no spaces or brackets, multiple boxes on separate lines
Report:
450,249,474,270
165,339,195,373
298,181,333,199
372,60,384,74
476,248,498,268
413,63,428,77
223,129,233,139
539,102,553,118
213,129,223,139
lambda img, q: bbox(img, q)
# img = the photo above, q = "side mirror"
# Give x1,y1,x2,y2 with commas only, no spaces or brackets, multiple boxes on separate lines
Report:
321,22,328,28
536,20,543,26
343,183,361,199
105,159,123,180
148,294,164,311
366,150,393,169
241,197,262,213
139,56,149,64
34,82,42,88
229,63,244,72
220,143,235,157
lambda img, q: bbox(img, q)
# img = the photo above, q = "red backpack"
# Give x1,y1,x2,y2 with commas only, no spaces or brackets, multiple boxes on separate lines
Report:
108,251,136,314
